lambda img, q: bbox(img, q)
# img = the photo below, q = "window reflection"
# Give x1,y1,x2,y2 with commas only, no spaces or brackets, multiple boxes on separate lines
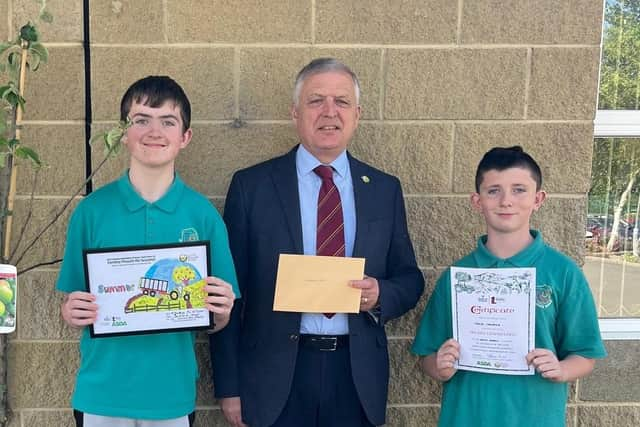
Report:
598,0,640,111
586,138,640,317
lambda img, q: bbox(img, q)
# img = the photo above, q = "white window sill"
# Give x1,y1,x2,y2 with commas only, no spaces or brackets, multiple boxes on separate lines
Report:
599,318,640,340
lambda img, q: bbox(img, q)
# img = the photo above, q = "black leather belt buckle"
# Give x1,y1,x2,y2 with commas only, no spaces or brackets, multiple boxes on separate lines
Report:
316,336,338,351
300,334,348,351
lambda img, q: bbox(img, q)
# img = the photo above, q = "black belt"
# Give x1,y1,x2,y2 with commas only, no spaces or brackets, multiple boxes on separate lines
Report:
299,334,349,351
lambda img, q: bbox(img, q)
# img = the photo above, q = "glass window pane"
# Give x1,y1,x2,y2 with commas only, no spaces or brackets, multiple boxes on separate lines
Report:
598,0,640,110
586,137,640,318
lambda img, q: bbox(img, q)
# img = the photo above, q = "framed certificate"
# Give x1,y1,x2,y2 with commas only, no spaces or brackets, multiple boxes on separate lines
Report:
451,266,536,375
83,241,211,338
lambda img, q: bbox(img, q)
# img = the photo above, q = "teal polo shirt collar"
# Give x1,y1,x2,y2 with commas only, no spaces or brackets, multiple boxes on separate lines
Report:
116,171,185,213
472,230,545,268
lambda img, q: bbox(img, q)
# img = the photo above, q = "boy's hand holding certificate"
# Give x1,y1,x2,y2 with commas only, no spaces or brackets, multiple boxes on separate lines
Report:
451,266,536,375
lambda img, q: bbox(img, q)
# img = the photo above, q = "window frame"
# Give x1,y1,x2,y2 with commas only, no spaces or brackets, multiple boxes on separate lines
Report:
591,111,640,339
589,0,640,340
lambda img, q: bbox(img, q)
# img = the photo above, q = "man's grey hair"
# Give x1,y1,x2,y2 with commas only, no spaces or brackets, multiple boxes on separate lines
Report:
293,58,361,106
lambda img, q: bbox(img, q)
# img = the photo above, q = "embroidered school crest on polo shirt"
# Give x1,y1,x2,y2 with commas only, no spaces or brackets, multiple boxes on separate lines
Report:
180,228,199,242
536,285,553,308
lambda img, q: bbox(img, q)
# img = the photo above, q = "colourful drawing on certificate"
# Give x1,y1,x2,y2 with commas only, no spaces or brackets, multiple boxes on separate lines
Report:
122,258,207,313
85,242,210,337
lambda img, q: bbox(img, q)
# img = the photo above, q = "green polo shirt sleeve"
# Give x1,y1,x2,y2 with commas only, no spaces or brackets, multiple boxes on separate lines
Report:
412,268,453,356
56,203,88,293
554,265,606,360
209,211,241,299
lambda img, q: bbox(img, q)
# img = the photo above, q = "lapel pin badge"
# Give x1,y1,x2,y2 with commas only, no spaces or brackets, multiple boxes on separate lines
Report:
361,175,370,183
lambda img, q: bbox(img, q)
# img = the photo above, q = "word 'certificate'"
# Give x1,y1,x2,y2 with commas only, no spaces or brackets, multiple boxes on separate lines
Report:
451,266,535,375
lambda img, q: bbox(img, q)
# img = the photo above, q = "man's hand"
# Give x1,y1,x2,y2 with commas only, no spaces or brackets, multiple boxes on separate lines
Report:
220,396,247,427
61,291,98,327
204,277,235,332
350,276,379,311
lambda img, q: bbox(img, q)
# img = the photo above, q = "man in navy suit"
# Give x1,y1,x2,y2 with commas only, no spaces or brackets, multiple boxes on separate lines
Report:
211,58,424,427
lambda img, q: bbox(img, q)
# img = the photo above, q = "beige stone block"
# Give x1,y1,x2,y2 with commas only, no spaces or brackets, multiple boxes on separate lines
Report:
239,48,381,120
23,46,85,121
461,0,604,44
577,406,640,427
350,123,453,194
16,125,86,196
385,49,527,119
0,1,8,41
532,196,587,262
453,123,594,194
19,410,75,427
13,0,82,42
388,339,440,404
386,406,440,427
8,198,77,272
167,0,310,43
8,342,78,408
15,270,79,340
90,0,164,43
528,48,600,120
580,341,640,401
177,123,297,197
316,0,456,44
193,409,228,426
386,268,438,338
406,196,484,268
91,47,235,121
195,342,214,406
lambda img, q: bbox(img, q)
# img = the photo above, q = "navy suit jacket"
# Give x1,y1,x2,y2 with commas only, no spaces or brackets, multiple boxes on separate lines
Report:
211,147,424,427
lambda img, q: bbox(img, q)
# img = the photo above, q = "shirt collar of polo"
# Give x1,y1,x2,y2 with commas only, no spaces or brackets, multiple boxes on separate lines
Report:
296,144,349,180
117,170,185,213
473,229,544,268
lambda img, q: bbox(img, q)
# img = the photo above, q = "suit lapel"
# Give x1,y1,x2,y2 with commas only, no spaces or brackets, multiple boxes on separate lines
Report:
349,153,377,258
271,147,304,254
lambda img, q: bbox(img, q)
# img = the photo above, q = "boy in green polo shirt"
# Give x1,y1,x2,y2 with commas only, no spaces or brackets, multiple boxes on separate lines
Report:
56,76,239,427
412,146,606,427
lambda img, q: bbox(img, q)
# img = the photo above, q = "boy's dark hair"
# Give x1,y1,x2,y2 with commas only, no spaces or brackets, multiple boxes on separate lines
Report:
120,76,191,131
475,146,542,192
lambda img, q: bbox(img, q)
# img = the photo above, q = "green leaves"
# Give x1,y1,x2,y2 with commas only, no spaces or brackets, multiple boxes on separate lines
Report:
0,136,41,169
37,0,53,24
0,83,26,110
14,146,41,167
19,23,39,44
90,119,132,158
27,42,48,71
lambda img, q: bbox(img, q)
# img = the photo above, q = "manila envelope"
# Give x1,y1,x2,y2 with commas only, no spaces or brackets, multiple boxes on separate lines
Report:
273,254,365,313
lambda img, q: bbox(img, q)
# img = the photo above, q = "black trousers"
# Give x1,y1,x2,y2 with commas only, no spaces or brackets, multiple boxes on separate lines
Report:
270,345,375,427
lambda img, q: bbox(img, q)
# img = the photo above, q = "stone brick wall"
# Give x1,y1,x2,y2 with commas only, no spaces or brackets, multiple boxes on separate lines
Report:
4,1,638,426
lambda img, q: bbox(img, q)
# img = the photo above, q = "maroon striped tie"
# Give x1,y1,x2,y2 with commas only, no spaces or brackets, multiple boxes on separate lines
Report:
314,165,345,318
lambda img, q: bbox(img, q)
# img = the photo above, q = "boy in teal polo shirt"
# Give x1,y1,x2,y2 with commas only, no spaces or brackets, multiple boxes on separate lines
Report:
56,76,239,427
413,146,606,427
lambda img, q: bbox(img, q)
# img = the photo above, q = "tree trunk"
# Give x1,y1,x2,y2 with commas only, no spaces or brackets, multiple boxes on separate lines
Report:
607,169,639,252
0,160,12,264
634,193,640,257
